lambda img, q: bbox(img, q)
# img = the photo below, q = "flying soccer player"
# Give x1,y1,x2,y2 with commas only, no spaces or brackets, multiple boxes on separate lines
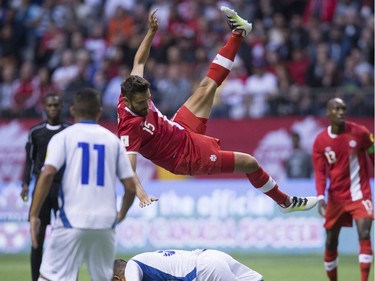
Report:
112,249,263,281
313,97,374,281
117,7,318,213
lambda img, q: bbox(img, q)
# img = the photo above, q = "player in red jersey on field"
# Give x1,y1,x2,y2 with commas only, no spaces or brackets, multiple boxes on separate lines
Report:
117,7,318,213
313,97,374,281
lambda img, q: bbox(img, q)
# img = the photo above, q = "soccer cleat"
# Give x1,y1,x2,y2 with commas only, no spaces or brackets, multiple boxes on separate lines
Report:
279,196,319,213
220,6,253,37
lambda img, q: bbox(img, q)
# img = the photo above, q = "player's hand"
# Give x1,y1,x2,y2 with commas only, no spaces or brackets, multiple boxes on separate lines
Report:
318,199,326,217
30,216,41,249
20,183,29,202
139,196,158,208
148,8,158,33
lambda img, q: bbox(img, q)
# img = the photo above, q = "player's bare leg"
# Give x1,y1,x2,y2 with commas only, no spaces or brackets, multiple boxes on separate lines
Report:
184,6,252,119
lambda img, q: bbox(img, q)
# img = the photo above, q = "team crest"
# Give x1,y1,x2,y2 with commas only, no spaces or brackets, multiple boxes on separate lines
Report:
349,139,357,148
210,154,217,162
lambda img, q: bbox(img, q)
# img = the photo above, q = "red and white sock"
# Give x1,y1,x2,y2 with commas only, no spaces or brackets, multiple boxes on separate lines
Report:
207,33,243,86
324,249,338,281
359,240,372,281
246,167,289,205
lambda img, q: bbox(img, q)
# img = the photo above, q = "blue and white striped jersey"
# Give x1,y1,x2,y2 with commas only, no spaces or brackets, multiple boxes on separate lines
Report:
44,121,134,229
125,250,202,281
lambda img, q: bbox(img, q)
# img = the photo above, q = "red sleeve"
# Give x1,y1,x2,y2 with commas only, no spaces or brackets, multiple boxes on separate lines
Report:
312,135,327,197
118,117,142,152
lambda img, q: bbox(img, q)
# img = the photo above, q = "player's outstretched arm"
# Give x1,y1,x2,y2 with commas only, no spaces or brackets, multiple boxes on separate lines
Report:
118,176,157,224
29,165,57,248
130,8,158,77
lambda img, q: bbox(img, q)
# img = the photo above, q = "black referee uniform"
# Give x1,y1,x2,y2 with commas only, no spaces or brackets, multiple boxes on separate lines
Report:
23,121,70,225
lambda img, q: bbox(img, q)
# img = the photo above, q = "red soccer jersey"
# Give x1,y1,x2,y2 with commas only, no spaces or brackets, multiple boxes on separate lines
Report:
313,121,374,203
117,96,187,173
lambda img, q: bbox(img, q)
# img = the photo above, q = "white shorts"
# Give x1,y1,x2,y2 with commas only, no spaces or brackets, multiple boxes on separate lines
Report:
196,250,263,281
38,226,115,281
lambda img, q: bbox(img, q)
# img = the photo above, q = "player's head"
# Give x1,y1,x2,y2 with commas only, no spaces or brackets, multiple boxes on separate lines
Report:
121,75,151,117
112,259,127,281
43,93,63,124
327,97,346,126
290,131,301,149
70,88,102,122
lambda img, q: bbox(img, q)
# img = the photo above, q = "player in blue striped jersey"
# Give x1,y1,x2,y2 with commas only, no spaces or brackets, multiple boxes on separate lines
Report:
113,249,263,281
30,88,157,281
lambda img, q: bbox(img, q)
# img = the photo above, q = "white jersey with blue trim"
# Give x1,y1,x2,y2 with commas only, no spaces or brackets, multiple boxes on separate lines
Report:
125,250,204,281
44,121,134,229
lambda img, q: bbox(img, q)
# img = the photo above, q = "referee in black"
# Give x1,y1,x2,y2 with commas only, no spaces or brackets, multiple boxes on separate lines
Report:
20,93,70,281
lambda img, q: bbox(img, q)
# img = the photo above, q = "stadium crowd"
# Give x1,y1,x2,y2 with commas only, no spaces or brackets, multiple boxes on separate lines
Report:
0,0,373,120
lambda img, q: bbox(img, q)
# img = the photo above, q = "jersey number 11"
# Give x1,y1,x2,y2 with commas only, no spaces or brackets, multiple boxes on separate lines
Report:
78,142,105,186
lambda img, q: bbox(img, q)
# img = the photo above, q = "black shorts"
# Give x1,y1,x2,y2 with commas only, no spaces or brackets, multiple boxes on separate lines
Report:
29,181,60,226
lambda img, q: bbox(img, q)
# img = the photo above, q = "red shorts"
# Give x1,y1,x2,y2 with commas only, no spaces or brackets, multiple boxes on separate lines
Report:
171,106,235,176
324,198,374,229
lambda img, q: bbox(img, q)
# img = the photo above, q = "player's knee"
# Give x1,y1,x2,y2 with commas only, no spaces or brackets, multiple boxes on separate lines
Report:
359,230,371,240
234,153,259,173
325,237,338,249
246,155,259,172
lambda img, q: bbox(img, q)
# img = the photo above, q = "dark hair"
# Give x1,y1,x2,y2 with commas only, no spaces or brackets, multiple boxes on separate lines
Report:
121,75,150,99
113,259,127,280
73,88,101,119
43,92,61,104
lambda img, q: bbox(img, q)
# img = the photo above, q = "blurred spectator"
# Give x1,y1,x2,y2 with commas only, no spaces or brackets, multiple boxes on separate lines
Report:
155,63,192,118
213,57,248,119
244,58,278,118
84,22,107,68
107,7,134,45
45,31,67,70
34,66,60,114
35,20,63,66
326,25,352,68
303,0,337,24
289,14,309,49
286,47,310,85
62,65,93,118
0,22,19,60
91,69,108,94
51,49,78,90
0,63,16,118
321,59,341,87
102,64,130,121
104,0,135,20
12,61,40,117
307,43,329,87
285,131,313,179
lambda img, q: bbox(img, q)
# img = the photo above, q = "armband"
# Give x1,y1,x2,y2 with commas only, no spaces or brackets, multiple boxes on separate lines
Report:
367,144,374,155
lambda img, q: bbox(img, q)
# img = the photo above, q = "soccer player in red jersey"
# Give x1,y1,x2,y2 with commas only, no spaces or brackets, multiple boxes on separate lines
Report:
117,7,318,213
313,98,374,281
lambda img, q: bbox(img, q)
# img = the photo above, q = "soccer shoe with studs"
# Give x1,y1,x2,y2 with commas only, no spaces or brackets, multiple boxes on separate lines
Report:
220,6,253,37
279,196,319,213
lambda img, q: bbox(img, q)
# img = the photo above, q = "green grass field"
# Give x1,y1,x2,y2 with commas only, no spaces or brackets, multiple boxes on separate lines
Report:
0,253,370,280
